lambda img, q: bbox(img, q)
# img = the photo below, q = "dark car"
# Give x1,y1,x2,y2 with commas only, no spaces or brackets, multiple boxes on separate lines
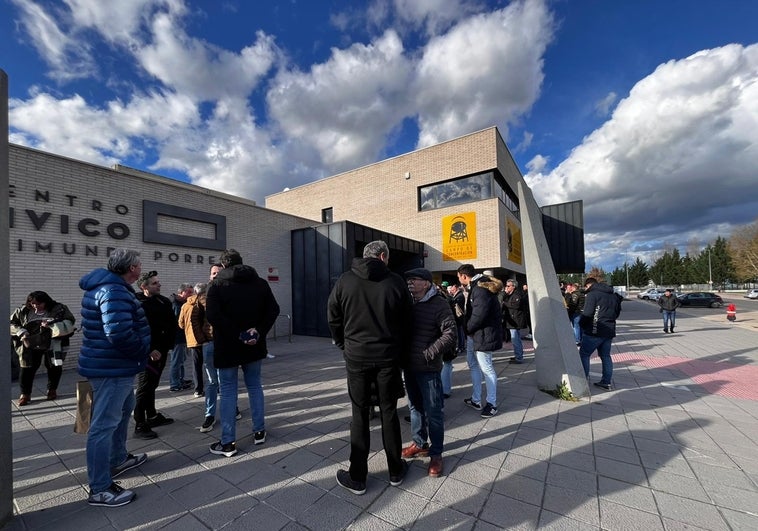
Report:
676,292,724,308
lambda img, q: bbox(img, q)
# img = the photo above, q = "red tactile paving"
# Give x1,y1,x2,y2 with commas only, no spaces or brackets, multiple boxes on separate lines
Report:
614,353,758,400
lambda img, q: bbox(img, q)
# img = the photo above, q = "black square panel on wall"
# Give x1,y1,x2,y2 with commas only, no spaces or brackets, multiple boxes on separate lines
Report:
143,200,227,250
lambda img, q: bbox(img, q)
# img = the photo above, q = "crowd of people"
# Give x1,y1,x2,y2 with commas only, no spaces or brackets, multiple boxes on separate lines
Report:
10,242,623,505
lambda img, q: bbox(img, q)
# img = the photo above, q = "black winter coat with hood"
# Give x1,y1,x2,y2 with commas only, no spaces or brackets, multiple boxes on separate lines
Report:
464,275,504,352
580,282,622,338
327,257,412,367
206,264,280,368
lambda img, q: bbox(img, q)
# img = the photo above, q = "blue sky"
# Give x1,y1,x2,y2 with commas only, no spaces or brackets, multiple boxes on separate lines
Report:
2,0,757,273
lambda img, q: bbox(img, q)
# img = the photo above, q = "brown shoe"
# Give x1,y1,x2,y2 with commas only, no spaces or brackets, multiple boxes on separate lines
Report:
47,389,57,401
401,442,430,459
18,395,31,406
428,456,443,477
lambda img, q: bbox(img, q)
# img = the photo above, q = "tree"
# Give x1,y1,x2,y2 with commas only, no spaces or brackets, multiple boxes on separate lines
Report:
609,266,626,287
728,218,758,281
586,266,605,283
710,236,736,288
628,257,649,287
649,249,684,286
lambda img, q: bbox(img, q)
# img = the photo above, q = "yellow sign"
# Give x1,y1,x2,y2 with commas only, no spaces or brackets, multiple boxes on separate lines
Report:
442,212,477,261
506,218,522,265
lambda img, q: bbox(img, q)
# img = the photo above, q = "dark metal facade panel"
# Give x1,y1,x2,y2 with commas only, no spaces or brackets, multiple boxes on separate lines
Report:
291,220,424,337
541,200,585,274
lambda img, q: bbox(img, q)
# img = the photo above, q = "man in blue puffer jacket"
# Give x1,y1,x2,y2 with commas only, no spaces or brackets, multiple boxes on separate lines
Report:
79,248,151,508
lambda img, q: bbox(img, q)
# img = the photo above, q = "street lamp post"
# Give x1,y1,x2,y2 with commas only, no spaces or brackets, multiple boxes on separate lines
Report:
708,247,713,289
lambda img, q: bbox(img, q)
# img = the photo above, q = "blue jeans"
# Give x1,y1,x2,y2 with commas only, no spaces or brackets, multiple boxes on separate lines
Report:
441,361,453,395
509,329,524,360
571,314,582,343
579,334,613,385
663,311,676,331
466,337,497,406
404,370,444,456
86,376,136,493
169,344,187,388
218,360,264,444
203,342,219,418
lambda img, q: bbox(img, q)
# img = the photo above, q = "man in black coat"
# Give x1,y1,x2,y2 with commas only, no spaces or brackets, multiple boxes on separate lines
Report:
134,270,176,439
502,279,529,364
579,277,622,390
401,268,456,478
457,264,503,419
327,240,412,495
205,249,280,457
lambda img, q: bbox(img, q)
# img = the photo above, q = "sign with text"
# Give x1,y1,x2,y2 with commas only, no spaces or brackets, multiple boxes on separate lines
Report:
442,212,477,261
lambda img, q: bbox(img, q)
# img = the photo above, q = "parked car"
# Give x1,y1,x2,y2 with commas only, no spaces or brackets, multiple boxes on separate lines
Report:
637,288,661,300
745,289,758,299
676,292,724,308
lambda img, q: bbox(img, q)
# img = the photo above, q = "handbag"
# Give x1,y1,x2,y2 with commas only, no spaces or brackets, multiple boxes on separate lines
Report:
74,380,93,434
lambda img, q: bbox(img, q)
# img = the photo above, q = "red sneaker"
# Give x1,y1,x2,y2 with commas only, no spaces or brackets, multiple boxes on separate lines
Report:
401,442,429,459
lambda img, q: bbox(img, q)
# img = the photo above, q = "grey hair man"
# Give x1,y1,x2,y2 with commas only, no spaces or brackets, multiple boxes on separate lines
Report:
328,240,413,494
78,248,151,507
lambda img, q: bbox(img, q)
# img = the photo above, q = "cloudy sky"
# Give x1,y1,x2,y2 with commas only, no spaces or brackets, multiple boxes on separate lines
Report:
2,0,756,271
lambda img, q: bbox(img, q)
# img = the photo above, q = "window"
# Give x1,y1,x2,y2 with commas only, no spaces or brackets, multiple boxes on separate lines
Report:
419,173,493,211
321,207,333,223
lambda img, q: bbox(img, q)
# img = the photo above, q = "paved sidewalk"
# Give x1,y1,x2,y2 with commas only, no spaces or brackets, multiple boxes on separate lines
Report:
6,299,758,530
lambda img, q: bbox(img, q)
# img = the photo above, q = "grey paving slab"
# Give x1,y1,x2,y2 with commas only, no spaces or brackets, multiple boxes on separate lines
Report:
6,296,758,530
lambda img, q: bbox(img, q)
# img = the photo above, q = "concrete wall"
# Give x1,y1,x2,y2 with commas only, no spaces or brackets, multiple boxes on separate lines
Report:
8,144,315,356
1,68,13,528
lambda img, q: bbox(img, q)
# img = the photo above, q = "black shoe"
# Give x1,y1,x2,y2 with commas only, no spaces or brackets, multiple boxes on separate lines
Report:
254,430,266,445
336,469,366,495
389,459,408,486
593,382,612,391
200,416,215,433
134,423,158,439
464,398,482,411
404,415,411,423
670,328,675,333
147,412,174,427
509,358,524,364
480,403,498,418
235,408,242,421
443,393,451,400
663,328,669,333
209,441,237,457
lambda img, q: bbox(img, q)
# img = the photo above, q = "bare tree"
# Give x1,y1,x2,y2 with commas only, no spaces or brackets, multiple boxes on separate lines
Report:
728,218,758,281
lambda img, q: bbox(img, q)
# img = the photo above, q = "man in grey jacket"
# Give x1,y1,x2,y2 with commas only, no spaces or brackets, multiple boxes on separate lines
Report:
401,268,456,478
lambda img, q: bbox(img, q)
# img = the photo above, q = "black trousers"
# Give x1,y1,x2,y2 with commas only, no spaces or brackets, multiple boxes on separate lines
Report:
345,360,404,481
19,349,62,395
189,346,204,393
134,355,167,424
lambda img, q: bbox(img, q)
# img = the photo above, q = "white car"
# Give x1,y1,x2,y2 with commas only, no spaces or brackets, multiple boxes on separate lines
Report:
745,289,758,299
637,288,662,301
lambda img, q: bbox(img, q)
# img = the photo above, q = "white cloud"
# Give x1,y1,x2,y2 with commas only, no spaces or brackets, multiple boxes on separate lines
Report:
526,43,758,266
137,13,279,102
10,0,96,81
413,0,554,148
392,0,483,36
594,91,617,117
267,30,413,171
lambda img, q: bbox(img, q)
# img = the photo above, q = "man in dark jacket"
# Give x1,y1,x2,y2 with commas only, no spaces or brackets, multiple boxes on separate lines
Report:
78,248,151,507
579,277,622,390
205,249,280,457
133,270,176,439
658,289,680,333
401,268,456,478
456,264,503,418
502,279,529,364
565,283,586,345
168,284,194,392
327,240,412,495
